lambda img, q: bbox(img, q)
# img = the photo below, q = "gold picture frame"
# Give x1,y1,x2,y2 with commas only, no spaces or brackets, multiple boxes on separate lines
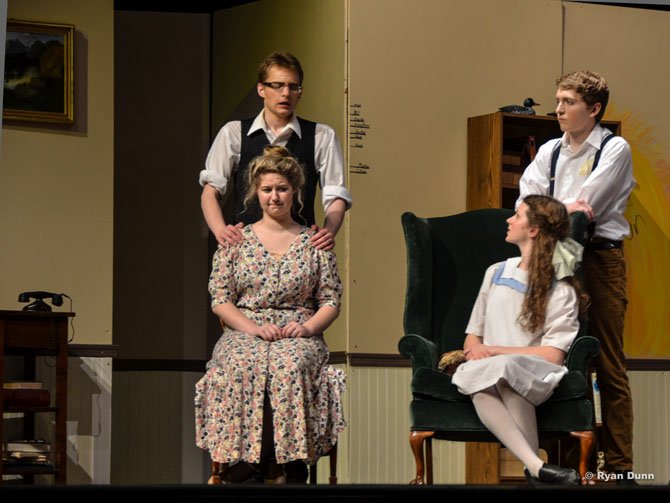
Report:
3,20,74,125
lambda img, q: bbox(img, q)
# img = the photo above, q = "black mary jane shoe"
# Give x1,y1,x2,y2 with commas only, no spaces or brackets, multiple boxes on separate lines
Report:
524,464,580,486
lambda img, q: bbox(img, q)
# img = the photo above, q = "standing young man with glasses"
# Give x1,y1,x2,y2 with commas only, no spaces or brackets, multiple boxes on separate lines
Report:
517,70,636,485
200,51,351,251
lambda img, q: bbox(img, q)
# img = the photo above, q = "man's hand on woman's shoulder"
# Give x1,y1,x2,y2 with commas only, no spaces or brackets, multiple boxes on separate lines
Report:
216,222,245,247
309,225,335,251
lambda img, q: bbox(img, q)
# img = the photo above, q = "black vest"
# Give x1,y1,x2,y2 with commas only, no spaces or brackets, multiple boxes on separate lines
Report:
234,117,318,226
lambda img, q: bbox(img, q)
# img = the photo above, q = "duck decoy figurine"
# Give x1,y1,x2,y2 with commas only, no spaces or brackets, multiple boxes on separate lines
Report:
499,97,541,115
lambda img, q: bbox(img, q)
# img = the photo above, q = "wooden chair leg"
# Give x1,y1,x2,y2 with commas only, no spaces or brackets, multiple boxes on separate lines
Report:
208,461,225,485
570,430,595,485
425,436,433,484
309,443,338,485
207,461,221,485
328,443,338,484
409,430,435,485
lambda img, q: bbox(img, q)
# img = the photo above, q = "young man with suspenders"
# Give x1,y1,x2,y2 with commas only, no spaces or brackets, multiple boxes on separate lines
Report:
517,70,636,484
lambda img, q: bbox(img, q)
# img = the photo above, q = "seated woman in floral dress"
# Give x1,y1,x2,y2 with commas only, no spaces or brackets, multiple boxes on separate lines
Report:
195,145,345,484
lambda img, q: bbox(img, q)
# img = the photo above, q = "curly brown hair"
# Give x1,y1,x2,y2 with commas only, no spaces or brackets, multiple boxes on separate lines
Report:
519,195,589,332
556,70,609,123
242,145,305,219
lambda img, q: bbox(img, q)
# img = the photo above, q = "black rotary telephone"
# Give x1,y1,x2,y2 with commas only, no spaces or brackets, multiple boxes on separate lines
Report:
18,291,64,312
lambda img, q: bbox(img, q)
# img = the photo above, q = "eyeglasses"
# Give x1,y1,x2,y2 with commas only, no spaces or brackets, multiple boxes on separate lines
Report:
262,81,302,93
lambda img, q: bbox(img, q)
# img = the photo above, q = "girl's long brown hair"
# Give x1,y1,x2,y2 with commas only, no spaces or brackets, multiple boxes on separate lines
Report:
519,195,589,332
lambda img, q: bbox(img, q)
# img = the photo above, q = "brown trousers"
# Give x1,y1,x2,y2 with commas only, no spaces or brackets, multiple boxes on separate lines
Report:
582,246,634,471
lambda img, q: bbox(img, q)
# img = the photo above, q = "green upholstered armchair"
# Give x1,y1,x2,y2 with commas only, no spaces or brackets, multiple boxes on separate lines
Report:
398,208,599,485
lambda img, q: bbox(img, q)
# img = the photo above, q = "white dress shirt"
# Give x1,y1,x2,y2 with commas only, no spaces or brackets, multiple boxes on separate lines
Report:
517,124,635,241
199,111,352,211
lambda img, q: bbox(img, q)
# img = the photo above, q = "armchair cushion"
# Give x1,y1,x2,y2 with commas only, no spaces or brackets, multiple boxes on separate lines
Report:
411,368,470,403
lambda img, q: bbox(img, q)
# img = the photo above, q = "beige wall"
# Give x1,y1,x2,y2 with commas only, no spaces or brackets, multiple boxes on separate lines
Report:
1,0,114,345
212,0,348,350
347,0,563,353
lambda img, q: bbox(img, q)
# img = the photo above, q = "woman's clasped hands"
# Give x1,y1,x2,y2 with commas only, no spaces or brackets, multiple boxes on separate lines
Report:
255,322,312,341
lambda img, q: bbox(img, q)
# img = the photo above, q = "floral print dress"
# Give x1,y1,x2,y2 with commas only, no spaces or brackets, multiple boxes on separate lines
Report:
195,226,346,465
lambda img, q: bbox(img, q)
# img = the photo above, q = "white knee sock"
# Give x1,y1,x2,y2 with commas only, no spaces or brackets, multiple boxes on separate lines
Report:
472,386,544,477
495,380,539,453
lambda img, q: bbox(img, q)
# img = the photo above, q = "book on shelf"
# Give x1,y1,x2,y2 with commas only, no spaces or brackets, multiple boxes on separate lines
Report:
501,171,522,187
502,151,522,167
2,440,51,466
3,440,51,453
3,459,53,468
3,381,43,390
4,452,50,463
2,388,51,408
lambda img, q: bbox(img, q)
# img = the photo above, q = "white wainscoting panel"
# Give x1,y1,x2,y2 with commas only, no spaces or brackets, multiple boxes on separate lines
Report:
629,371,670,485
346,366,465,484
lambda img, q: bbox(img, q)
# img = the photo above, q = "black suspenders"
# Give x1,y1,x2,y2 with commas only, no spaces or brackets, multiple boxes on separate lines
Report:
549,133,616,196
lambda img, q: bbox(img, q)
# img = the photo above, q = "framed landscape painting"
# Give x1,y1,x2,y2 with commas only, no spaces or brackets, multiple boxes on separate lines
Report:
3,20,74,124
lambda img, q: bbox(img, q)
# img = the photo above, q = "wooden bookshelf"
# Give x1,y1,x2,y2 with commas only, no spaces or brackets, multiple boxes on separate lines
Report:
467,112,621,210
0,310,74,485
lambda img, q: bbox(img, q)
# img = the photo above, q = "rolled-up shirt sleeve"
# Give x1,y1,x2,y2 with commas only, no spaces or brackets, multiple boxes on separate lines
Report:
315,123,352,210
199,121,242,196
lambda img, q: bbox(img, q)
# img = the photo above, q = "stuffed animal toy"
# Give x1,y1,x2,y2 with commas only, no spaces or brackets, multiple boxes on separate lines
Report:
437,350,466,376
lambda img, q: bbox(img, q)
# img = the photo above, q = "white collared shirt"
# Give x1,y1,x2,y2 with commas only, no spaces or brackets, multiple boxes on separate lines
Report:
517,124,635,241
199,111,352,211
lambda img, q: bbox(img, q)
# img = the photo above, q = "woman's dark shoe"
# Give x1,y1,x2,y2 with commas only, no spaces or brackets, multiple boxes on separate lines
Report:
285,460,309,484
524,464,580,486
263,458,287,485
221,461,262,484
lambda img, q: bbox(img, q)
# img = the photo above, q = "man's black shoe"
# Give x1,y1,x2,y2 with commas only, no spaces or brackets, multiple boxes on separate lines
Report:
614,470,639,486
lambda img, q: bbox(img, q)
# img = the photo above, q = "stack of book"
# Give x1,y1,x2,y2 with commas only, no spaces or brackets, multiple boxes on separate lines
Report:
2,381,51,408
2,440,51,466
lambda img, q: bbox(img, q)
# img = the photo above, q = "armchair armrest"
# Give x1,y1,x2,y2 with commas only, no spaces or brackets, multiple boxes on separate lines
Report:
565,335,600,374
398,334,440,371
